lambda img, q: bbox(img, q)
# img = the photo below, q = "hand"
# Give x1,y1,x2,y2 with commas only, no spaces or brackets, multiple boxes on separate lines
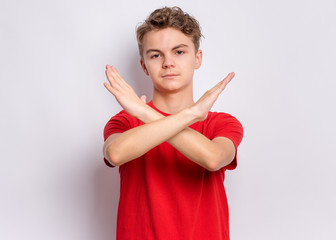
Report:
192,72,235,121
104,65,147,117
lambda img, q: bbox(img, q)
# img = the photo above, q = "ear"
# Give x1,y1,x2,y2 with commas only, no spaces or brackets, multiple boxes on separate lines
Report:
195,50,203,69
140,59,149,76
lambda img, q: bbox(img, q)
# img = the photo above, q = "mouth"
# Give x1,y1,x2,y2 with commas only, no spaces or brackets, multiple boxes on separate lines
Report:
162,74,179,79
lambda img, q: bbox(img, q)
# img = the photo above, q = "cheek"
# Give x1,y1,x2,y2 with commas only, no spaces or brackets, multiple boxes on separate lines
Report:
182,56,197,66
185,60,197,72
145,67,157,79
146,61,161,74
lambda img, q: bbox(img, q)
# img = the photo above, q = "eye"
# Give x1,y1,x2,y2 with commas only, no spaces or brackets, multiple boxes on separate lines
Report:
150,53,160,59
176,50,184,55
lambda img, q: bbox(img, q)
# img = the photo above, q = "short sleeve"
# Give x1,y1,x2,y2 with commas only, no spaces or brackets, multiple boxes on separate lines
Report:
104,110,134,141
103,110,138,167
208,112,244,170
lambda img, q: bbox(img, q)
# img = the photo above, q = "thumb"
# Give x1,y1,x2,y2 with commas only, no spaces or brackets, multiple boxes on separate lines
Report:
140,95,147,103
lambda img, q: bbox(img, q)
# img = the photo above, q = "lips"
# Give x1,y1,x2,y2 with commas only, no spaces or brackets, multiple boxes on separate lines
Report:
162,74,179,79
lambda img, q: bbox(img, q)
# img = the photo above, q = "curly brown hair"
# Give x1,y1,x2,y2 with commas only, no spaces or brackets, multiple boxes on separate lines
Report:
136,6,203,59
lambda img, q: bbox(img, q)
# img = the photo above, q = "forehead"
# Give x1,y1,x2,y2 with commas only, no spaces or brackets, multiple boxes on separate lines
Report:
142,27,195,52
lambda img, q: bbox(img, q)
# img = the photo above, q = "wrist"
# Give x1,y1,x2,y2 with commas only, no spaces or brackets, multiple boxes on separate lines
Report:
187,104,206,123
181,106,201,125
137,104,162,123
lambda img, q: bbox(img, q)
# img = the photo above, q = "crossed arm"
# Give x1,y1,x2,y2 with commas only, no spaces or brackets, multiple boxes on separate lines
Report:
103,65,236,171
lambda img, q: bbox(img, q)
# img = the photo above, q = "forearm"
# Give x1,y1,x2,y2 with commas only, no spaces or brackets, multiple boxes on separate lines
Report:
139,106,235,171
103,65,235,169
168,129,234,171
105,107,198,166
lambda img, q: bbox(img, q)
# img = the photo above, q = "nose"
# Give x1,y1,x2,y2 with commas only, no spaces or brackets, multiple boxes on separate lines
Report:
162,54,175,69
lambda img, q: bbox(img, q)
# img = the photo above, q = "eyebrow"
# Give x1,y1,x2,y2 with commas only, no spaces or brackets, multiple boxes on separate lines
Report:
145,44,190,55
172,44,189,50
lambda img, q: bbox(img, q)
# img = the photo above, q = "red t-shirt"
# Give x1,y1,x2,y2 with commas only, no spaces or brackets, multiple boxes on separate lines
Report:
103,102,243,240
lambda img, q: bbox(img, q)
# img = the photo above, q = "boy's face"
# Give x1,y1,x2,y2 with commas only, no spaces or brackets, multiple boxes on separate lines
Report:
140,27,202,94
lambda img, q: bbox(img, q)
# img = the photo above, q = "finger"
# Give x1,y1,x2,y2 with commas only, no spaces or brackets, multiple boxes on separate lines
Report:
206,72,235,98
109,66,128,86
219,72,235,92
104,66,122,93
211,72,234,91
105,66,119,82
207,78,226,94
223,72,235,85
106,67,124,90
105,67,116,85
109,66,122,79
104,82,117,95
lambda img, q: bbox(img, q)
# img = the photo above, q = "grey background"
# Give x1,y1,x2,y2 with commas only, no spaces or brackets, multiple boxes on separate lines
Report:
1,0,335,239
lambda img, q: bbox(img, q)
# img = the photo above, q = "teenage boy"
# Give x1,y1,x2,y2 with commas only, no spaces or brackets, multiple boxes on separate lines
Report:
103,6,243,240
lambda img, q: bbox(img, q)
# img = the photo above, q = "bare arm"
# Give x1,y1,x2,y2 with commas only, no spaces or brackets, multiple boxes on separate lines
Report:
103,65,236,171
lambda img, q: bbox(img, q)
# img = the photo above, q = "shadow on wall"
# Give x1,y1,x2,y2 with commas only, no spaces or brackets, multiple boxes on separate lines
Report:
94,163,119,240
93,52,152,240
127,52,153,101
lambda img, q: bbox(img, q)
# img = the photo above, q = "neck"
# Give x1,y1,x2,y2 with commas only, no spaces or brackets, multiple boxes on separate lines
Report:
152,90,194,114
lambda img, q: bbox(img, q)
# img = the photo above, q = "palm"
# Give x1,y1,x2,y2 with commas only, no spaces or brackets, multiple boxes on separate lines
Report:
104,65,146,117
194,72,235,121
